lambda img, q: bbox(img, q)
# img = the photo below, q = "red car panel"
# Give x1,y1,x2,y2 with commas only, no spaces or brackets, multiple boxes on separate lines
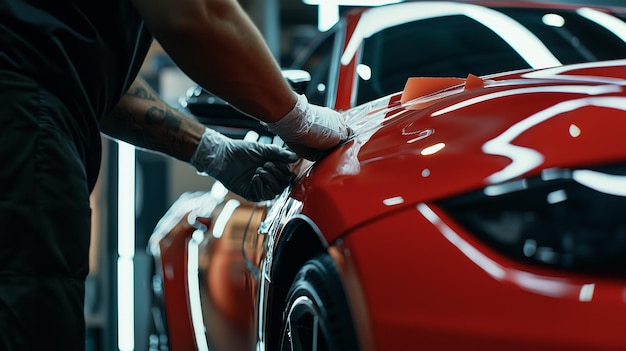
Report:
295,61,626,243
342,205,626,350
260,60,626,350
150,1,626,350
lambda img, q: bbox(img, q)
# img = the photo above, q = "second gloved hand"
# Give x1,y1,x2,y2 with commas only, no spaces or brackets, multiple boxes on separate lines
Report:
264,94,351,161
189,128,298,202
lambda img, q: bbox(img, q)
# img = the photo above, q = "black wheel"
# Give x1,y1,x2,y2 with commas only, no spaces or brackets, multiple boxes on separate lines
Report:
279,253,360,351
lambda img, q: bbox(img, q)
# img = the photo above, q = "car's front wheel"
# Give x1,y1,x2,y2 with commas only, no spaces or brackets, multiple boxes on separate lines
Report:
279,253,359,351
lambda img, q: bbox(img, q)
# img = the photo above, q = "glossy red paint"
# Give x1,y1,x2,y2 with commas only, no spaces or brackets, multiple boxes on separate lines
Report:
293,60,626,244
197,200,267,351
276,60,626,350
156,213,202,351
335,9,363,110
340,205,626,350
153,1,626,350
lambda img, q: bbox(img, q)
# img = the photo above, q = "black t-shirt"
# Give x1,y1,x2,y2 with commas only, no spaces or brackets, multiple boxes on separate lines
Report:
0,0,154,189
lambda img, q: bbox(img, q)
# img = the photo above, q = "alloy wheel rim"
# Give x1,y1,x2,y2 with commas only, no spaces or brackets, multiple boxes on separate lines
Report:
282,296,330,351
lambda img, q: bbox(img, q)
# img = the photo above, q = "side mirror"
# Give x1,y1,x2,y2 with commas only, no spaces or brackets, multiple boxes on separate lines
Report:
181,69,312,139
282,69,311,95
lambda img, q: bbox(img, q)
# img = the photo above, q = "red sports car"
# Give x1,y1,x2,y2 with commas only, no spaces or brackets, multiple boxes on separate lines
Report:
149,1,626,350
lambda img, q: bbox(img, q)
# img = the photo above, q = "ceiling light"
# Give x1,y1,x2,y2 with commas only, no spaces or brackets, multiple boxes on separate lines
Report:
303,0,402,5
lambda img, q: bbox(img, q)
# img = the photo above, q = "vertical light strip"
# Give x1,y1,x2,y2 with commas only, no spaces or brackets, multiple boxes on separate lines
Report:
117,141,136,351
117,258,134,351
188,230,210,351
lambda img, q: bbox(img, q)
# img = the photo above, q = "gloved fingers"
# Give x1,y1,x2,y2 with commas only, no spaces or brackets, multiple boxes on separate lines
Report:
264,158,294,178
265,161,297,187
286,142,331,162
257,144,299,163
255,166,285,195
264,94,351,154
250,170,283,202
309,104,351,141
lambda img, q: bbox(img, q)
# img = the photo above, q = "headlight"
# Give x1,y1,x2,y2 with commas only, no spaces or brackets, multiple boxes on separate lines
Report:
439,162,626,276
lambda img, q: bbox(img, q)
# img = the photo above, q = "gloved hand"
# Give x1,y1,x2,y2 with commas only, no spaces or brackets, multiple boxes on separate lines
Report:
190,128,298,202
263,94,351,161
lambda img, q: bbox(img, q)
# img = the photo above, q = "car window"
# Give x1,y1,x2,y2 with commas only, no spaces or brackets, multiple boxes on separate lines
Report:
498,7,626,64
356,7,626,105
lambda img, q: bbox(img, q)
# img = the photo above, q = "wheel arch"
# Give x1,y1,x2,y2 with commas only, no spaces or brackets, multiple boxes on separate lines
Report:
265,215,328,349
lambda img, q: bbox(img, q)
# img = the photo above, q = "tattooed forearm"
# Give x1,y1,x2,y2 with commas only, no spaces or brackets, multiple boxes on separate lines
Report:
101,104,158,150
125,85,157,101
161,128,188,151
146,106,182,132
101,76,206,162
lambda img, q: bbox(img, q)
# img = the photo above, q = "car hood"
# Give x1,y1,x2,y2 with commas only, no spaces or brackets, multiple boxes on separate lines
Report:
289,59,626,243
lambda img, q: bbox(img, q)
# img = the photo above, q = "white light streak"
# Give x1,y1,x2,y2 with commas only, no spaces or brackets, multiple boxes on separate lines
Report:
579,283,595,302
573,169,626,197
484,179,527,196
212,199,241,238
356,64,372,81
303,0,401,5
188,230,210,351
244,130,260,142
432,84,621,117
418,203,583,298
418,203,506,280
541,168,571,181
341,1,561,68
421,142,445,155
483,96,626,184
118,141,136,258
383,196,405,206
578,7,626,43
117,141,135,351
406,128,434,144
569,124,581,137
210,181,229,199
542,13,565,27
318,3,340,31
547,189,568,204
511,270,572,298
117,258,134,351
522,59,626,84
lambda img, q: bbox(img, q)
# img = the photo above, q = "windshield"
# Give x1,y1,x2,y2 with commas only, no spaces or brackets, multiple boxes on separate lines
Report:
356,6,626,104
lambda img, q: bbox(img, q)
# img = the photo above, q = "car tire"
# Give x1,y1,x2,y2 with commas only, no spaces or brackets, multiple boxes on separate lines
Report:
279,253,359,351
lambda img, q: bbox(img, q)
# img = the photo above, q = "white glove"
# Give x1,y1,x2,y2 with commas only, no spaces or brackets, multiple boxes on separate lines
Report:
264,94,351,161
190,128,298,202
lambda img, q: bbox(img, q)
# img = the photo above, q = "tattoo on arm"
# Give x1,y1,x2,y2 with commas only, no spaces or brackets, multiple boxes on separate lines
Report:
146,107,182,132
126,85,157,101
104,105,154,148
101,77,204,160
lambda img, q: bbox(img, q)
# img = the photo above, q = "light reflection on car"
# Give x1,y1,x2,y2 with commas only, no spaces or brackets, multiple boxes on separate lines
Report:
148,1,626,351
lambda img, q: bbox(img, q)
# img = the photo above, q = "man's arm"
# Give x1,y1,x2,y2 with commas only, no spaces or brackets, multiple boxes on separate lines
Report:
129,0,350,161
129,0,297,122
100,77,205,162
101,77,298,202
